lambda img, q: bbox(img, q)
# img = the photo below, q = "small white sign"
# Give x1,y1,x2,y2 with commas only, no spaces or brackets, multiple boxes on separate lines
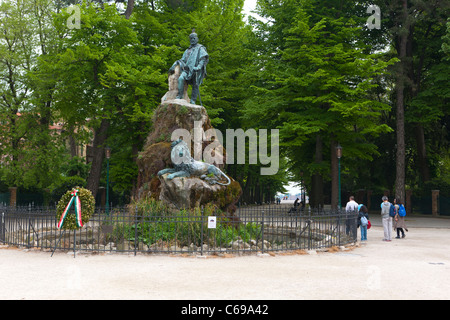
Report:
208,216,216,229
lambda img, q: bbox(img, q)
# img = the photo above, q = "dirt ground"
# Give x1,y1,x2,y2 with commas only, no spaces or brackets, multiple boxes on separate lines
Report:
1,215,450,301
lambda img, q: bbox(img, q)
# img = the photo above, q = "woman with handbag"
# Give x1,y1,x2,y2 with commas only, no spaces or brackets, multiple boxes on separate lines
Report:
393,199,408,239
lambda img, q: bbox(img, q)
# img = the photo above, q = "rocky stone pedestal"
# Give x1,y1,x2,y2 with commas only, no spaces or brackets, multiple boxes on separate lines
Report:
136,99,241,216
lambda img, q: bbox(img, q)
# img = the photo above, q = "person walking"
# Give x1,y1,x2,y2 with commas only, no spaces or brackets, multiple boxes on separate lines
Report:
381,196,393,241
345,196,358,239
393,198,408,239
357,204,369,242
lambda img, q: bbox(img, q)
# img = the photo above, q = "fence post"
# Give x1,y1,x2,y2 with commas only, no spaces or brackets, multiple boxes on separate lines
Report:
200,209,204,256
261,210,264,254
1,212,4,243
0,212,5,242
338,209,341,247
307,222,311,250
27,216,34,248
432,190,440,217
134,206,138,256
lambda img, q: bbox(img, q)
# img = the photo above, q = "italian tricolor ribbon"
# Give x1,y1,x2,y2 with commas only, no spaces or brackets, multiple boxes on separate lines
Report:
57,189,83,229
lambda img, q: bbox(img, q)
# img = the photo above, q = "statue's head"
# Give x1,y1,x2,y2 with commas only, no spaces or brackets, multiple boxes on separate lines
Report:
189,29,198,46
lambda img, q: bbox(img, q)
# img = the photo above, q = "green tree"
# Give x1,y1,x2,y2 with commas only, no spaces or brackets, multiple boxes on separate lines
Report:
186,0,281,201
372,0,449,200
243,0,395,208
0,0,66,189
44,3,148,197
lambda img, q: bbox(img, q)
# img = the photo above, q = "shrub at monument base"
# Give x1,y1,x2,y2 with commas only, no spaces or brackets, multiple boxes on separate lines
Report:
126,197,259,248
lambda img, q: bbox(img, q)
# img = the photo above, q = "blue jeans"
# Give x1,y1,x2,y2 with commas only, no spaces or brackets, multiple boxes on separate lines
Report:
360,226,367,241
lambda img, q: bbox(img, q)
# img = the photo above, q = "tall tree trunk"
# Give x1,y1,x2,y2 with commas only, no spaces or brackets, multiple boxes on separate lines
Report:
87,119,110,198
125,0,135,19
415,123,430,183
69,134,77,158
255,178,260,204
330,139,338,210
395,0,409,203
86,5,134,198
411,23,432,184
242,169,251,203
310,134,323,209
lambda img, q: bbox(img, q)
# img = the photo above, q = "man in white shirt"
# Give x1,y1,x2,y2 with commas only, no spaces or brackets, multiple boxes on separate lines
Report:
345,196,359,212
345,196,359,239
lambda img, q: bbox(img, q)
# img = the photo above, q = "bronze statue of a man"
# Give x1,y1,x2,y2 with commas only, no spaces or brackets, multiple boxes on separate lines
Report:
169,30,209,105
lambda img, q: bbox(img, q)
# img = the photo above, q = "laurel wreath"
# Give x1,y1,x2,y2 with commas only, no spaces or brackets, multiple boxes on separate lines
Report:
56,187,95,230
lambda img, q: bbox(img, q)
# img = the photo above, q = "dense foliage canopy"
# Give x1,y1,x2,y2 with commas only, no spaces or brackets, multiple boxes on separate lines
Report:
0,0,448,206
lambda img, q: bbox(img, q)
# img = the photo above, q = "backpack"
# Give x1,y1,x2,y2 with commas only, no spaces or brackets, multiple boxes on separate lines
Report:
398,204,406,217
389,204,396,217
360,216,368,227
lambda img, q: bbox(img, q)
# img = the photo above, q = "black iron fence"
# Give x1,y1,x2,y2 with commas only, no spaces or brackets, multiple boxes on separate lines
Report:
0,204,357,256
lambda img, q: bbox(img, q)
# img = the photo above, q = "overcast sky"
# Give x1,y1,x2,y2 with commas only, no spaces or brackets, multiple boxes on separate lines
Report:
244,0,257,12
243,0,260,20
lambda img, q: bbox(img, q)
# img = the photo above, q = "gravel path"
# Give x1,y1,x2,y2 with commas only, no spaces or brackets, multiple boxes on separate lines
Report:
1,215,449,301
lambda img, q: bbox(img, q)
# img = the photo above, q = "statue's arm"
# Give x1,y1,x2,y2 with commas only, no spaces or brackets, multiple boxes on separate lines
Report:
168,60,178,74
169,50,187,73
193,58,206,72
169,58,187,74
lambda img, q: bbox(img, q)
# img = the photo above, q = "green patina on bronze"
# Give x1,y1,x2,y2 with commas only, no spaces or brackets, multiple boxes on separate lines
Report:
168,29,209,105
